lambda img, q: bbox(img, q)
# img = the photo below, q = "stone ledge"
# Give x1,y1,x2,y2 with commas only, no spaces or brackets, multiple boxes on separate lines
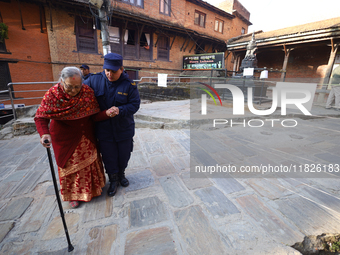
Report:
12,118,37,136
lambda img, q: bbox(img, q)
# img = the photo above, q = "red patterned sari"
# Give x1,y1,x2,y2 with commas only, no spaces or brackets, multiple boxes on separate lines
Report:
35,83,107,202
58,135,105,202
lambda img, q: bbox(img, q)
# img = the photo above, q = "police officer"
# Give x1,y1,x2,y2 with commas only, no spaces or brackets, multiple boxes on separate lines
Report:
84,53,140,196
80,64,91,80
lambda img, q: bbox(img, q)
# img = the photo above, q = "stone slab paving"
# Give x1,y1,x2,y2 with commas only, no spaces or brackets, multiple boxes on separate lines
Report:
0,197,33,221
83,187,113,223
0,101,339,254
159,175,194,208
0,222,14,243
275,197,340,235
174,205,229,254
129,196,168,228
194,186,240,218
125,226,177,255
236,194,305,244
85,224,118,255
124,170,155,192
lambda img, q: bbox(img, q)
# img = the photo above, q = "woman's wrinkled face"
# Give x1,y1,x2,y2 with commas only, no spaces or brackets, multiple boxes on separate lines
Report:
63,76,82,97
105,67,123,82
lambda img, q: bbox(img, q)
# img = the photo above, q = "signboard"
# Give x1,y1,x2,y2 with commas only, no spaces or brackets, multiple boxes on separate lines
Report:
1,104,25,109
183,52,224,70
158,73,167,87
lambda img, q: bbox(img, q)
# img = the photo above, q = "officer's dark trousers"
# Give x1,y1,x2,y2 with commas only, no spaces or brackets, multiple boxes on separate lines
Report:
98,138,133,174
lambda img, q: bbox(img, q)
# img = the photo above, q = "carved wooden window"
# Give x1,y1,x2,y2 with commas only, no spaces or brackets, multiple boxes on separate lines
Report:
75,16,97,53
0,40,6,53
110,25,152,60
123,29,137,59
157,36,169,61
0,62,11,93
109,26,121,54
139,32,151,60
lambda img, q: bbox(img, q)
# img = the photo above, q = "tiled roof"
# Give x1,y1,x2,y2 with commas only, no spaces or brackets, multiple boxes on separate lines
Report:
72,0,89,4
228,17,340,46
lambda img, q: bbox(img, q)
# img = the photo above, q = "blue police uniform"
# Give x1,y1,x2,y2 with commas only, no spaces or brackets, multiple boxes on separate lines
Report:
84,53,140,196
83,73,91,80
80,64,91,80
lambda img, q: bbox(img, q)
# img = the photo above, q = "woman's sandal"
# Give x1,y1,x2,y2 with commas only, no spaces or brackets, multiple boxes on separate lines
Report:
69,201,80,208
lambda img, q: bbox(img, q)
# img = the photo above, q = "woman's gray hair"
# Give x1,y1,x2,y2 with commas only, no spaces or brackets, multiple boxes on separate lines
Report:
59,67,84,83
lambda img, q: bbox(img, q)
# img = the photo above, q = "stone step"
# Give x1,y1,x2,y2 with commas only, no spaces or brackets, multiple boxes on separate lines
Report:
134,114,190,129
134,113,180,123
135,119,165,129
0,115,189,139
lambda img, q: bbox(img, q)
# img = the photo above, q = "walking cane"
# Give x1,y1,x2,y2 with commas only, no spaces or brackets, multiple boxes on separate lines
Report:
44,140,74,252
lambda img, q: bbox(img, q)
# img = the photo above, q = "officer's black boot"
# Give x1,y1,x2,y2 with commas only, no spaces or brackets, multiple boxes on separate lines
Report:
118,169,129,187
108,174,119,197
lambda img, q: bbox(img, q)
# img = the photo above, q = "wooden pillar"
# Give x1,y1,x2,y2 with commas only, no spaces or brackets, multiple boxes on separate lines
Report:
232,53,240,76
322,38,339,88
280,45,293,82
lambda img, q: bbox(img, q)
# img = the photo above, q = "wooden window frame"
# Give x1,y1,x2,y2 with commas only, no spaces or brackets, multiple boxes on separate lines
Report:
75,16,98,53
194,10,206,28
109,24,152,60
160,0,171,16
0,40,7,53
120,0,144,8
157,36,169,61
214,18,224,34
0,62,11,95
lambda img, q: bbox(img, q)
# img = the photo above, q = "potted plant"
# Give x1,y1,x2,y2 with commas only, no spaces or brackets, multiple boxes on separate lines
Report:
0,22,9,42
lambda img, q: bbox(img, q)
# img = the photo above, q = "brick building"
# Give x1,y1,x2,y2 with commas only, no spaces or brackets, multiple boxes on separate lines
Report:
0,0,251,107
0,0,53,106
45,0,251,80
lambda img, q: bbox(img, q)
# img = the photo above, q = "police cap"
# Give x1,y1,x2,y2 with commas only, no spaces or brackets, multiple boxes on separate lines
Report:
103,53,123,71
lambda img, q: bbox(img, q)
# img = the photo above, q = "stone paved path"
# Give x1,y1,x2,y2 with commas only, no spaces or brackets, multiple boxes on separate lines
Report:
0,100,340,254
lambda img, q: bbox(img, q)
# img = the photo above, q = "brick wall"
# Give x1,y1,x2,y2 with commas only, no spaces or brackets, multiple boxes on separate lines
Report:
113,0,250,47
45,0,250,81
233,0,250,20
184,1,234,41
112,0,187,26
257,45,330,84
216,0,233,13
44,7,104,80
1,1,53,106
217,0,249,37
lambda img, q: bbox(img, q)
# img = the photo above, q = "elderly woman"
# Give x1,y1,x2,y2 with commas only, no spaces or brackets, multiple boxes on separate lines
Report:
34,67,114,208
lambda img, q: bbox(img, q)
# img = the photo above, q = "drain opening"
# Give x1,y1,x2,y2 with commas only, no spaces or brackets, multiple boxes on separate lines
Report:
291,234,340,254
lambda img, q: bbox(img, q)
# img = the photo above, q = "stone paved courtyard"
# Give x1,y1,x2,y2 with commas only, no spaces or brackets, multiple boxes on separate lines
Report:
0,100,340,254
